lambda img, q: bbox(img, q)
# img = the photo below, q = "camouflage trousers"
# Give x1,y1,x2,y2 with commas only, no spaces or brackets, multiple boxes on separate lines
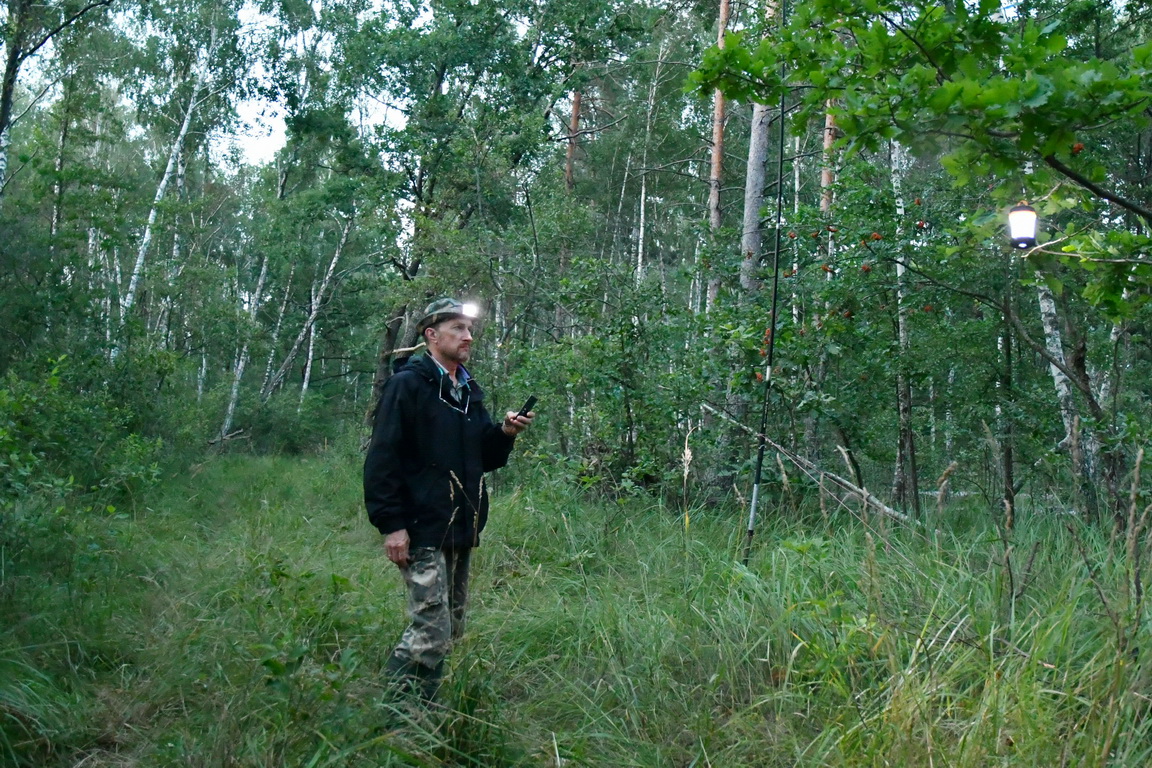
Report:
391,546,472,671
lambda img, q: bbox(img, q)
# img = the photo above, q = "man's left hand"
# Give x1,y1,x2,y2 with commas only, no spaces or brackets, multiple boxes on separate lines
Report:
502,410,534,437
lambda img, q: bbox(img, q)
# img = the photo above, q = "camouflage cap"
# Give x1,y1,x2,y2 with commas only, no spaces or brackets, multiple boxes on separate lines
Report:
417,297,479,332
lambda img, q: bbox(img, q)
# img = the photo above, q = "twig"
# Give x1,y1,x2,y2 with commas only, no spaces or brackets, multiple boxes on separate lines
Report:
937,461,957,517
391,341,426,356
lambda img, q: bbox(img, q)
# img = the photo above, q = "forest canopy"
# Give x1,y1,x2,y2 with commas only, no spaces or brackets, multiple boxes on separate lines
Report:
2,0,1151,532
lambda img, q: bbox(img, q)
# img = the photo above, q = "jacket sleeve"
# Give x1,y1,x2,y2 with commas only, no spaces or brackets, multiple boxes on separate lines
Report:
363,375,412,535
479,403,517,473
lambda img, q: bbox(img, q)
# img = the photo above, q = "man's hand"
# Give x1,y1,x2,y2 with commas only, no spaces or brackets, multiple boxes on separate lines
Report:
384,529,410,568
502,410,534,437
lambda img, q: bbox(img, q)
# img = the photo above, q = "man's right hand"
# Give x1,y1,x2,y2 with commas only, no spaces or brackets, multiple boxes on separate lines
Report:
384,529,410,567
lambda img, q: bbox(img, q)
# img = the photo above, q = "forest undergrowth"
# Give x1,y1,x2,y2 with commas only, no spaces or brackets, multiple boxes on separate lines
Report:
3,448,1152,767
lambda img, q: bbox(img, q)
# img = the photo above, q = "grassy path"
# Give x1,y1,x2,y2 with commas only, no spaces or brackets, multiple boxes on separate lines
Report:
3,451,1151,766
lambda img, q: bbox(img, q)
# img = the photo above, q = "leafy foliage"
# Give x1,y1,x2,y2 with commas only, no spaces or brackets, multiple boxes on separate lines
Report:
0,358,161,502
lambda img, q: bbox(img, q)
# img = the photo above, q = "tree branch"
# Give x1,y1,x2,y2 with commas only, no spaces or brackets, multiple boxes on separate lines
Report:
878,11,950,85
1043,153,1152,224
22,0,115,63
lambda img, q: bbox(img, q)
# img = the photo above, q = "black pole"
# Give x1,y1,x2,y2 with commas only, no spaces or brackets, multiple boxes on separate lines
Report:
743,2,790,566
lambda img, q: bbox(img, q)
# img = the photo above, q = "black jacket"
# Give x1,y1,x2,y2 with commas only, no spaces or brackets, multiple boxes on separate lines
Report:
363,354,515,548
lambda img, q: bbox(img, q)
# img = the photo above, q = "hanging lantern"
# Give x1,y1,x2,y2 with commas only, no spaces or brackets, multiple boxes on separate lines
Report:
1008,202,1038,249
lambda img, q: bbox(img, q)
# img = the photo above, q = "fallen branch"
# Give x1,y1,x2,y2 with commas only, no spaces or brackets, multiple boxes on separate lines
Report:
208,429,247,446
701,403,914,525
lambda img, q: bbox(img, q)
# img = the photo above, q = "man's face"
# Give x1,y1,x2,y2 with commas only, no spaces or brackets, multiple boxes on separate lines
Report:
426,316,474,365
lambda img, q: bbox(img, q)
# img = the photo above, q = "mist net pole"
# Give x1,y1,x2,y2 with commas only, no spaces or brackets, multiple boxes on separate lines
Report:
743,1,789,566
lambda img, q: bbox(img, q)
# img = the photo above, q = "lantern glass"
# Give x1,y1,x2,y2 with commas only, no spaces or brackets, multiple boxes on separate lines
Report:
1008,203,1038,249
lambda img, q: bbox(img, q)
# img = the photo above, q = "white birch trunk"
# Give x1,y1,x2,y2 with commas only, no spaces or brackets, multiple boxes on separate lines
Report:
263,214,353,400
610,147,633,262
890,141,920,516
635,41,667,289
49,110,69,255
1092,305,1126,408
118,37,214,343
946,366,956,460
636,170,647,287
1036,281,1102,511
1035,282,1078,442
792,135,801,325
219,252,270,439
0,125,9,191
197,350,208,402
262,263,297,394
299,320,316,410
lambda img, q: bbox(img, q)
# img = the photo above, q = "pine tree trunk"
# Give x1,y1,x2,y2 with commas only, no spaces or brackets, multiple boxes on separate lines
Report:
705,0,730,312
802,106,839,454
565,89,581,193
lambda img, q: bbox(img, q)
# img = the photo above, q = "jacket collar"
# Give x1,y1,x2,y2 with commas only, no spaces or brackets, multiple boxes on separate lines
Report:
406,354,483,400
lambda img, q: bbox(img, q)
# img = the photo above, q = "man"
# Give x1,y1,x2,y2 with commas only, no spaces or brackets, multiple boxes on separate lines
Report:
363,297,533,702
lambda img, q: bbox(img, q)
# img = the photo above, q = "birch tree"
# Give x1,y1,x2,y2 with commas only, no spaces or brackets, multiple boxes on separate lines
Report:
889,140,921,517
117,35,215,332
218,250,268,440
262,212,353,400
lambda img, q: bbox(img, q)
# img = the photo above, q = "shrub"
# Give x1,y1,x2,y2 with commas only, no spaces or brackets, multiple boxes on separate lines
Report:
0,358,162,504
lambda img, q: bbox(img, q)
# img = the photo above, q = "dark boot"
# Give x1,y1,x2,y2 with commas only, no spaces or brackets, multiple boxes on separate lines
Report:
413,660,444,703
383,653,419,696
383,653,443,703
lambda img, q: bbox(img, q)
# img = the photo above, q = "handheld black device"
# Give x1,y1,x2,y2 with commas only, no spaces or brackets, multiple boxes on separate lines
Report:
517,396,537,417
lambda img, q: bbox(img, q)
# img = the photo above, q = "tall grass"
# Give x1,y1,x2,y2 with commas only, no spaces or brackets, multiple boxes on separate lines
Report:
2,450,1151,766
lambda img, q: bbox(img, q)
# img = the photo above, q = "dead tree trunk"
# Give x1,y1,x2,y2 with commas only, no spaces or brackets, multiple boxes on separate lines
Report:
739,102,770,292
